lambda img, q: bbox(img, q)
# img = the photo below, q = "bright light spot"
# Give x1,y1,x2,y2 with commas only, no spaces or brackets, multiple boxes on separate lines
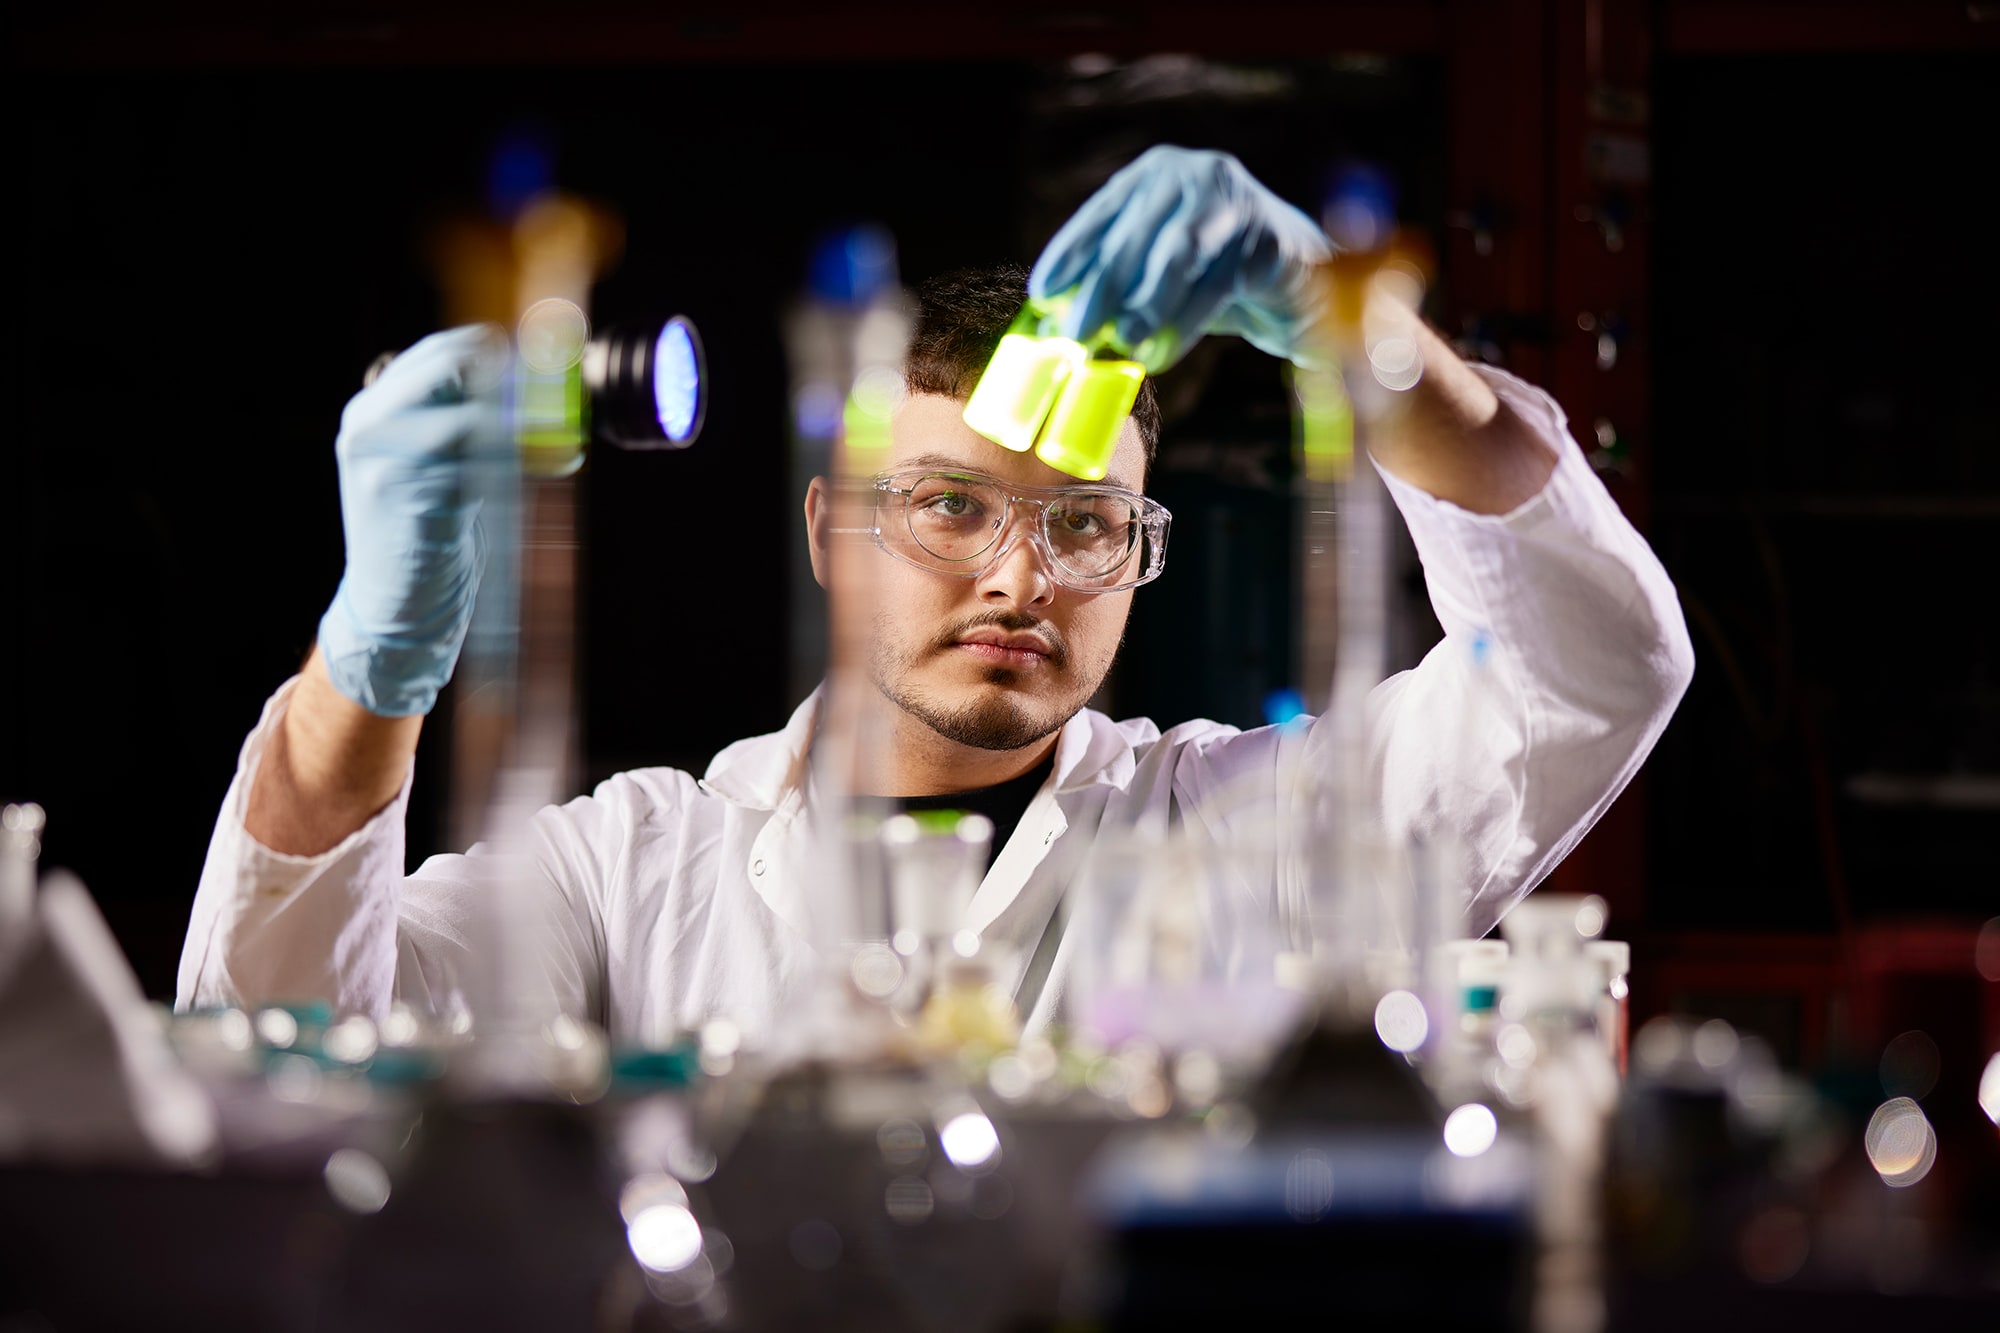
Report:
884,1176,935,1225
1019,1039,1060,1083
620,1172,688,1223
1496,1023,1537,1069
849,365,905,420
628,1203,703,1273
546,1014,588,1051
1443,1103,1499,1158
380,1007,421,1047
254,1008,298,1049
1369,261,1427,311
653,318,702,442
700,1018,741,1059
1693,1019,1740,1070
940,1112,1000,1169
1373,989,1430,1053
892,928,921,956
518,297,589,374
1980,1053,2000,1126
1284,1149,1336,1220
1574,895,1608,939
849,943,903,999
1367,335,1423,391
1865,1098,1937,1187
664,1141,717,1185
877,1118,927,1167
324,1148,391,1214
322,1015,378,1065
1608,974,1630,1000
987,1055,1034,1102
953,929,982,959
215,1009,253,1051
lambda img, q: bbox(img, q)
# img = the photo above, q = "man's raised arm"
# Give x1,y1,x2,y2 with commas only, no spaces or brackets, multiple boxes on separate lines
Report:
179,326,501,1014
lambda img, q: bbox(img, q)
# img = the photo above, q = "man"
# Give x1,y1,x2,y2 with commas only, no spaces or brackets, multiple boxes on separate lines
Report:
178,148,1693,1043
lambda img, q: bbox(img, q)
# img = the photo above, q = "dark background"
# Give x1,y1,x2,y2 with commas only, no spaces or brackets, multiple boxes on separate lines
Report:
5,4,1996,1032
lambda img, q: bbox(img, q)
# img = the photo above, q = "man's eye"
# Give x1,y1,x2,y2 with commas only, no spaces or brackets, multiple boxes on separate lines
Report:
920,491,979,518
1054,508,1109,536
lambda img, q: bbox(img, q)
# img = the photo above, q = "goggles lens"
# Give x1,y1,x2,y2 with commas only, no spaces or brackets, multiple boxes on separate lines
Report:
871,470,1169,592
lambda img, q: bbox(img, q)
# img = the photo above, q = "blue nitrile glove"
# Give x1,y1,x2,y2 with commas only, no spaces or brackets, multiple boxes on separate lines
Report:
316,324,508,717
1029,145,1333,372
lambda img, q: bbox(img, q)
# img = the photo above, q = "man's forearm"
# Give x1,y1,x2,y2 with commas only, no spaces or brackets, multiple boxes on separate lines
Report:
245,647,422,855
1362,294,1558,516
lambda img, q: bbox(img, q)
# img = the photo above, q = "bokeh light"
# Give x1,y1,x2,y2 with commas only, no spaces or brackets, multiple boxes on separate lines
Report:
628,1202,702,1273
1284,1149,1335,1221
940,1112,1000,1170
254,1008,298,1049
1975,917,2000,983
1978,1053,1999,1126
1864,1097,1937,1188
884,1176,935,1225
321,1015,377,1065
877,1118,927,1168
1443,1103,1498,1158
324,1148,391,1215
849,943,903,999
1692,1019,1740,1070
519,297,589,374
1879,1030,1941,1100
1373,989,1429,1053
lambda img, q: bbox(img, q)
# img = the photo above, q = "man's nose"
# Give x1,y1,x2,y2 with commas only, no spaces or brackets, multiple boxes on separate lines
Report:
974,503,1056,607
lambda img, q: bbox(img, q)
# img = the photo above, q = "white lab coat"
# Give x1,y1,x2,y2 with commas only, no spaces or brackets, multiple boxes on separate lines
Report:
177,367,1694,1046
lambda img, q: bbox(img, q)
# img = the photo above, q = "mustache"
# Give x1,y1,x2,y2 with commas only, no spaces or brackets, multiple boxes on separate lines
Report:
928,610,1068,669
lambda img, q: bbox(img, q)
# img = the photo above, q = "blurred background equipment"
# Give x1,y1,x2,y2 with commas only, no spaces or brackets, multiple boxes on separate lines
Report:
3,3,1997,1331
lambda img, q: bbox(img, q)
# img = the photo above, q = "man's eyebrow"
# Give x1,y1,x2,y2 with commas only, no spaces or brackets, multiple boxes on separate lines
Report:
898,451,1140,493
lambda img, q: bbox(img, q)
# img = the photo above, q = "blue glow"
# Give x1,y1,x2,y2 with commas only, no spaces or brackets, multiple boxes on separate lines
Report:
1321,162,1397,252
807,224,897,306
654,320,701,442
1263,688,1307,727
488,126,554,220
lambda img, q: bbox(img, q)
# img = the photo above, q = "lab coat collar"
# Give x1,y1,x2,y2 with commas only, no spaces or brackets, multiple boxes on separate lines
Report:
698,684,1137,812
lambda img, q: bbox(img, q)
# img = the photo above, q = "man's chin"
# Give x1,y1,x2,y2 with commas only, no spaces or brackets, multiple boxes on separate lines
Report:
888,684,1072,753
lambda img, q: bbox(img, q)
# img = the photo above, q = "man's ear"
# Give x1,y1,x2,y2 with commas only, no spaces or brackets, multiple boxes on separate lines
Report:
804,476,832,590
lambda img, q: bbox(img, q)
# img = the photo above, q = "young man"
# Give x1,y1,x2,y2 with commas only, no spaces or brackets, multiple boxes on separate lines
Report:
178,148,1693,1043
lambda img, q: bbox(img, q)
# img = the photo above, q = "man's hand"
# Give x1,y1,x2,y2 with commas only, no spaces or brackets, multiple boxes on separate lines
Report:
246,325,504,855
1036,146,1555,515
1029,145,1331,372
318,323,506,718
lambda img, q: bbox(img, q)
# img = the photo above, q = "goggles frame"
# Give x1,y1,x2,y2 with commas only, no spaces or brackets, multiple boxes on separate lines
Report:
841,467,1171,594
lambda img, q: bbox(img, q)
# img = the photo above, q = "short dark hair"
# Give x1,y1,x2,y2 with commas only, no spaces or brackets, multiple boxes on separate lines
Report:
905,263,1161,473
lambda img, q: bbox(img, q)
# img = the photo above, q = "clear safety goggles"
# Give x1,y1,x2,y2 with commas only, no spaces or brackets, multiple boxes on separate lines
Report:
845,468,1172,593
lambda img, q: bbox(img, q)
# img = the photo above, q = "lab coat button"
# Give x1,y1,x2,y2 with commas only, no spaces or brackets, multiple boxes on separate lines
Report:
751,858,766,876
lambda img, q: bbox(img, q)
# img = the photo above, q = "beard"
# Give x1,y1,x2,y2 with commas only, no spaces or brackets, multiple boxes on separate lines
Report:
871,608,1096,752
